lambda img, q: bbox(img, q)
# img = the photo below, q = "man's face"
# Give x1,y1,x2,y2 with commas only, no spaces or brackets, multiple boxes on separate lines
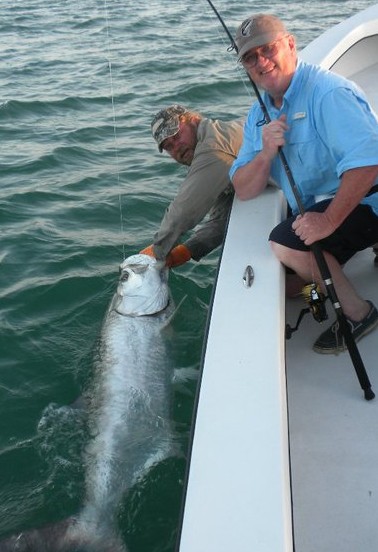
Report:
161,120,198,166
241,34,297,102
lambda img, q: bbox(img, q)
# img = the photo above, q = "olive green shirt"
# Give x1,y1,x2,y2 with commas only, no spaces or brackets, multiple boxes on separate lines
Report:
153,117,244,261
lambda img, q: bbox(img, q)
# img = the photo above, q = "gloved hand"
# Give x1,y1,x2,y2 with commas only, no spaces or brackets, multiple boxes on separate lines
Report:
139,245,156,257
165,244,191,268
140,243,191,268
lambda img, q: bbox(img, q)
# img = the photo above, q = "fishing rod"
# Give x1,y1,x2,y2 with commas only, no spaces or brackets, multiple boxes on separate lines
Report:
206,0,375,401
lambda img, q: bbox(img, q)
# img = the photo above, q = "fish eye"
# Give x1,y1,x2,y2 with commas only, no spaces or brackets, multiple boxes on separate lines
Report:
120,270,129,281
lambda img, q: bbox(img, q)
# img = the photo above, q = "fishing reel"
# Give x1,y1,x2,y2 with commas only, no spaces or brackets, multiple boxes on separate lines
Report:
285,283,328,339
302,283,328,323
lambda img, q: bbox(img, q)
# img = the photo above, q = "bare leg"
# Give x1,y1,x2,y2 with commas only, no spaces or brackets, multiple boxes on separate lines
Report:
271,242,370,321
373,243,378,265
286,272,306,298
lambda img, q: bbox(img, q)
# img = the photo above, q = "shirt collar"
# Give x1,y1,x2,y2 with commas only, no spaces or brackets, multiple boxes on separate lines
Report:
263,58,304,111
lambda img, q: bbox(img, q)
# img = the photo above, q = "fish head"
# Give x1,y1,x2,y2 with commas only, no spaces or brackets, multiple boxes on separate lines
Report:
115,254,170,316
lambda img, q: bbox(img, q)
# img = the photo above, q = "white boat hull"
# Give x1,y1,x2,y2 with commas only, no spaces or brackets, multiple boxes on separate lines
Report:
178,189,291,551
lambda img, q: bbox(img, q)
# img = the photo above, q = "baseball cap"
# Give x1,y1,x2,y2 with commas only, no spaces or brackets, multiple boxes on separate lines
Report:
151,104,188,152
235,14,288,60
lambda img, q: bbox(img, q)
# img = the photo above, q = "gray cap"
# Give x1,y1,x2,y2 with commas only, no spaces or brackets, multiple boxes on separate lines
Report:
235,14,287,60
151,104,188,152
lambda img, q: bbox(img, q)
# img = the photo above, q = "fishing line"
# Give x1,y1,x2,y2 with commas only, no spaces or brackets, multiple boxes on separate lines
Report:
203,1,254,102
103,0,125,260
205,0,374,400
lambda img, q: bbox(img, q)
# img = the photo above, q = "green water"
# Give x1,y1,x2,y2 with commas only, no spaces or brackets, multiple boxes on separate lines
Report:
0,0,376,549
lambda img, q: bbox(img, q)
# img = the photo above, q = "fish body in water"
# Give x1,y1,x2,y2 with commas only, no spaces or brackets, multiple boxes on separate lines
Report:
0,254,174,552
67,254,175,549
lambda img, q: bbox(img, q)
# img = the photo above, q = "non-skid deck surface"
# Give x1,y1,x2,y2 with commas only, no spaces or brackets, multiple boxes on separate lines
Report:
286,249,378,552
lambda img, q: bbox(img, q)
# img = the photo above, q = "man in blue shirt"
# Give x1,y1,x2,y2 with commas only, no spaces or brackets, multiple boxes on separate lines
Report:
230,14,378,354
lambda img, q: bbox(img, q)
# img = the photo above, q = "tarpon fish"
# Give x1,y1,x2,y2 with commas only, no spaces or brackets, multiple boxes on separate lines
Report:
0,254,175,552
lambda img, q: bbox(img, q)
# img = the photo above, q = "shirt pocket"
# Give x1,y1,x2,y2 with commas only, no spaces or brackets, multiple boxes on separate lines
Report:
286,117,332,173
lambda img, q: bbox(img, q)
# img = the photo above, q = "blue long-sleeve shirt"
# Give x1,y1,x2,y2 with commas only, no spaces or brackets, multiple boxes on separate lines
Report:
230,59,378,215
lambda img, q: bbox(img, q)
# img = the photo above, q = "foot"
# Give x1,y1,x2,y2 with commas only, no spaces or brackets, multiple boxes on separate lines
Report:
313,300,378,354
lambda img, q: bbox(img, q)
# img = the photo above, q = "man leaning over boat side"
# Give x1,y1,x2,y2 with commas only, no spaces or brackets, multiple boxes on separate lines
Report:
229,14,378,354
140,105,244,267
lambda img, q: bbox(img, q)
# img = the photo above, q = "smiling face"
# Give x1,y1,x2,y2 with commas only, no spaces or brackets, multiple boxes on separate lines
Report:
160,119,199,166
241,33,297,107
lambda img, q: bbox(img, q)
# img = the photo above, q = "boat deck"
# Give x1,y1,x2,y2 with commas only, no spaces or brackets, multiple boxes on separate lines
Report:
286,250,378,552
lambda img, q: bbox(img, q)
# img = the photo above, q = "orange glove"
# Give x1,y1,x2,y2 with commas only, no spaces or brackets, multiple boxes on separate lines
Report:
139,244,156,258
165,244,191,268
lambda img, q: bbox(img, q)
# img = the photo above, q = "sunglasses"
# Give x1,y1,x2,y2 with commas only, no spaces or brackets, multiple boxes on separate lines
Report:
241,35,289,68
